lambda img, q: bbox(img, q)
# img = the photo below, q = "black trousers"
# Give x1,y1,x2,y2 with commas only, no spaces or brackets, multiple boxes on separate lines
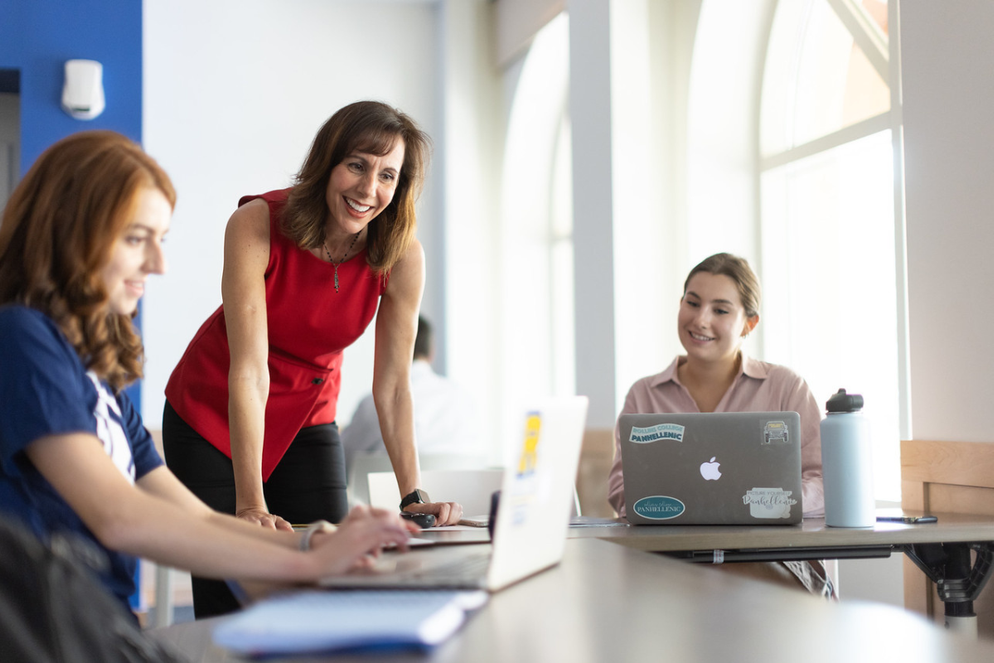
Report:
162,400,348,619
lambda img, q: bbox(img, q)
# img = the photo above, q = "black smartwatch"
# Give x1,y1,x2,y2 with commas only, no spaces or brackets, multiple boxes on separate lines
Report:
399,488,430,511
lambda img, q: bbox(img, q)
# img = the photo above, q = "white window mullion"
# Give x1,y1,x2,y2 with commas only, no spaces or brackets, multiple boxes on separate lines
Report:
760,110,890,171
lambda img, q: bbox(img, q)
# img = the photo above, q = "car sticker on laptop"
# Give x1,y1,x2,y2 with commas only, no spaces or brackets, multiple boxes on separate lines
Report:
762,421,790,445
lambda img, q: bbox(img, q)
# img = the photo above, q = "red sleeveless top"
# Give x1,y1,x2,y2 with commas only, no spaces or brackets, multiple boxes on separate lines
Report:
165,189,388,480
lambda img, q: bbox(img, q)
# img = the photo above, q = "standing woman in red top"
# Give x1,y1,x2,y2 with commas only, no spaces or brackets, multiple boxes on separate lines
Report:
163,101,462,618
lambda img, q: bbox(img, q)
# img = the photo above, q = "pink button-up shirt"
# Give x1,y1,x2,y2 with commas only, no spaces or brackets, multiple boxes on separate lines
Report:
608,355,825,518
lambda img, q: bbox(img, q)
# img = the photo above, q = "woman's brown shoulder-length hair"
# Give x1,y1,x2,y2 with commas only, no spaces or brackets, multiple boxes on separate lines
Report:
0,130,176,392
282,101,431,274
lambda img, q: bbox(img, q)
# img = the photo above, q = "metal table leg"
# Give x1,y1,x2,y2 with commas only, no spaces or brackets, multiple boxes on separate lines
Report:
904,541,994,638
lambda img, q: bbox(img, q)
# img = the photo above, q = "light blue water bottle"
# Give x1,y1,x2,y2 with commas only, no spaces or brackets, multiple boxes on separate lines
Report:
820,389,875,528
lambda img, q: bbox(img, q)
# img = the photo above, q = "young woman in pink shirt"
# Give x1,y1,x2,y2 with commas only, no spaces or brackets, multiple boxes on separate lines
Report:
608,253,832,596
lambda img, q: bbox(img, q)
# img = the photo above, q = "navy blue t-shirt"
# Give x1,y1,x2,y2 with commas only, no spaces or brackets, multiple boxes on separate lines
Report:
0,306,163,609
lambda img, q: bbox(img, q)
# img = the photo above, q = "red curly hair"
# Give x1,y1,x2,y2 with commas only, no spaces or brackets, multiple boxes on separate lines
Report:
0,131,176,392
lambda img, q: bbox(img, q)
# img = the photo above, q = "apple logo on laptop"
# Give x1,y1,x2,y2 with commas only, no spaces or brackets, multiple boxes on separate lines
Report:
700,457,722,481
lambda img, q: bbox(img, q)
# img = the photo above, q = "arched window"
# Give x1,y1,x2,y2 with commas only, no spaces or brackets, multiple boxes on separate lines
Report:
758,0,902,500
498,14,574,435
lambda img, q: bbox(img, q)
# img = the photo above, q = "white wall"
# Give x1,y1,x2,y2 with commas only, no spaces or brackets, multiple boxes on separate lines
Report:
436,0,504,458
499,13,570,433
901,0,994,443
141,0,441,429
686,0,766,266
612,0,701,406
568,0,616,429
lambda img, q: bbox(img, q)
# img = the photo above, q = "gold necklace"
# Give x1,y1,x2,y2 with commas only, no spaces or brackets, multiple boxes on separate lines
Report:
323,231,361,293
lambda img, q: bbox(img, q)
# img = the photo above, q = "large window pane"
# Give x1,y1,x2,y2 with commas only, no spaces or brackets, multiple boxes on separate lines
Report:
760,130,899,499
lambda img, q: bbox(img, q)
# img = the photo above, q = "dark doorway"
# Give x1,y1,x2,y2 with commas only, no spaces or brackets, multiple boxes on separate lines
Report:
0,69,21,211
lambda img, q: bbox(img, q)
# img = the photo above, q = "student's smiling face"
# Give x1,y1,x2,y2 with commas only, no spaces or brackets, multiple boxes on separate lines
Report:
678,272,758,366
100,186,172,316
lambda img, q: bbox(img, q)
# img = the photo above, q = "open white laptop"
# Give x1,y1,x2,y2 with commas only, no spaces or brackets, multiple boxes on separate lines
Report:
619,411,803,526
367,468,505,517
319,396,589,592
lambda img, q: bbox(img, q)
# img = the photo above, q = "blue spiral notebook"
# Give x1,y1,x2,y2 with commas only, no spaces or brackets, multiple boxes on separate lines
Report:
213,589,488,656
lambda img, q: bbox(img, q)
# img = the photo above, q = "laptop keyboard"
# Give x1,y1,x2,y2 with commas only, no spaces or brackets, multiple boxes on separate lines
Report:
411,552,491,581
373,550,492,588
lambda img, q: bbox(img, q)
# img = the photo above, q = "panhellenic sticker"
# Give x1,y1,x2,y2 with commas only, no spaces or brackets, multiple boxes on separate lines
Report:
742,487,797,519
632,495,685,520
629,423,684,444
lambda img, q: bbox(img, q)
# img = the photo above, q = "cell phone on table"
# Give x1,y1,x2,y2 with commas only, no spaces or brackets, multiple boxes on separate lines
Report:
876,515,937,524
400,512,436,528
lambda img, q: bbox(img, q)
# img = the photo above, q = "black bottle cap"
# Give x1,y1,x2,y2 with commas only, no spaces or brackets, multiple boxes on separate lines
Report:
826,388,864,413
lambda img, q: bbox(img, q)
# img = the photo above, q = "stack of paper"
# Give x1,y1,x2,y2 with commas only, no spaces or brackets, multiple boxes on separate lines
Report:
213,589,487,656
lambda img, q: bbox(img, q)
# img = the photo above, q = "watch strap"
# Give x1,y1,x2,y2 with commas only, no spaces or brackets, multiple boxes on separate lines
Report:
399,488,430,511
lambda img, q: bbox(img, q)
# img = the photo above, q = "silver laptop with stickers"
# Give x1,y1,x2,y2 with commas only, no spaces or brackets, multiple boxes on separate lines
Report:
619,411,803,525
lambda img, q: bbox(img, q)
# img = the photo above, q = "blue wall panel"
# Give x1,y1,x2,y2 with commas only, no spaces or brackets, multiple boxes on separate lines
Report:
0,3,146,580
0,0,144,404
0,0,142,170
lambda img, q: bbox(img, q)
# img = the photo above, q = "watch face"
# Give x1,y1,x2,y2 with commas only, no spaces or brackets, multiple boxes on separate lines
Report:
401,489,430,509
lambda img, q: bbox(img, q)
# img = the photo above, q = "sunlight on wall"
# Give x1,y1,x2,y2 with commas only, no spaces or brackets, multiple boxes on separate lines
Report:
686,0,769,267
609,0,674,413
498,14,571,437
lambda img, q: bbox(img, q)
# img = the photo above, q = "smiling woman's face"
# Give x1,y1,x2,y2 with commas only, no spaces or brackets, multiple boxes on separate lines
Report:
100,186,172,316
324,139,406,240
677,272,757,366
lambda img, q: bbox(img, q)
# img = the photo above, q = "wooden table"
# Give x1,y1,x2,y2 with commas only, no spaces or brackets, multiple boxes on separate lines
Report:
565,512,994,635
149,537,994,662
566,512,994,553
416,513,994,635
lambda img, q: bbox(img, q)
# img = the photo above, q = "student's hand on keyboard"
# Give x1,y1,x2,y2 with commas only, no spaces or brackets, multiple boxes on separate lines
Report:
309,506,420,574
403,500,464,527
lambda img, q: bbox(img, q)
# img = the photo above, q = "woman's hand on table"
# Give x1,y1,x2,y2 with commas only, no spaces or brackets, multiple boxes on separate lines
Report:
236,506,294,531
403,500,464,527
